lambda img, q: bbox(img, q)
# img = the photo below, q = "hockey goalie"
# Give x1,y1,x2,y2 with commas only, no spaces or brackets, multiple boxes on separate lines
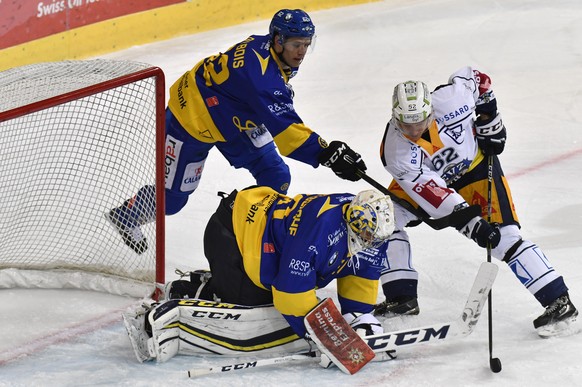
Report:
123,186,396,374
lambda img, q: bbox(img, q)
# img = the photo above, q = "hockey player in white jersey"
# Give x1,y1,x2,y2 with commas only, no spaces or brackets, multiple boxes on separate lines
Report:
375,67,577,336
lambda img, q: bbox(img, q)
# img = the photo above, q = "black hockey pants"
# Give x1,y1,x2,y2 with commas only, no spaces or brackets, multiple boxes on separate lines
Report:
203,189,273,306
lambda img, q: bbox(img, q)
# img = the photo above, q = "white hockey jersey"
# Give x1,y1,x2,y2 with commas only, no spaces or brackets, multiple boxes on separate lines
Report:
380,66,487,219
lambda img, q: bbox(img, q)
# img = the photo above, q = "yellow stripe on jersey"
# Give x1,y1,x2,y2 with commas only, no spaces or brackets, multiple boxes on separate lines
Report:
415,120,444,155
468,146,485,173
167,62,226,144
337,275,378,305
272,286,319,317
270,47,290,83
316,196,340,218
232,187,282,290
253,49,270,75
273,123,315,156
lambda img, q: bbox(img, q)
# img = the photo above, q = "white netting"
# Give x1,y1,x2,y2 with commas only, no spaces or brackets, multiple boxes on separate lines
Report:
0,60,164,297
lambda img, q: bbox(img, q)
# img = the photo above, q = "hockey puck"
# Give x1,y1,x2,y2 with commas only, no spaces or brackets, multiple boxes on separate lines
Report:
490,357,502,373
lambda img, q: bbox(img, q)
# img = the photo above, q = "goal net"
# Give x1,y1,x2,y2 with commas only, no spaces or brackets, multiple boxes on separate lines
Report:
0,59,165,298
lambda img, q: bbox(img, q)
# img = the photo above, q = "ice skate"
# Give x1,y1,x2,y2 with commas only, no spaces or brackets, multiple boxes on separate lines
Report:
534,293,578,337
106,199,148,254
374,296,420,318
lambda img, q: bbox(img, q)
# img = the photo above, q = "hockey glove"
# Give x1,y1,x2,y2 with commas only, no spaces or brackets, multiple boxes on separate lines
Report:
456,216,501,248
343,312,383,337
475,113,506,155
318,140,367,181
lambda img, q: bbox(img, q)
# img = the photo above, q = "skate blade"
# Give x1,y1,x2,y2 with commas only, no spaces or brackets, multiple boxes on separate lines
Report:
536,314,580,338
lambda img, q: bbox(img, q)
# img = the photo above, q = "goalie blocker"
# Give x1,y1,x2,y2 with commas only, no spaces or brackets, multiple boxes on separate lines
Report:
304,298,376,375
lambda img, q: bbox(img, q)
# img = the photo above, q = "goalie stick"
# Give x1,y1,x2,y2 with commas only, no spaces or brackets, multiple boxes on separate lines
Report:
355,169,481,230
187,262,498,378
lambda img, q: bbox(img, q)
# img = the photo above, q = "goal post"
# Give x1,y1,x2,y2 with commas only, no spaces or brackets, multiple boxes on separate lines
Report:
0,59,166,298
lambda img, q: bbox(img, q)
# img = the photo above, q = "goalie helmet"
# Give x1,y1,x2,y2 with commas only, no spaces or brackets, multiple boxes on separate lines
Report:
344,189,395,256
269,9,315,43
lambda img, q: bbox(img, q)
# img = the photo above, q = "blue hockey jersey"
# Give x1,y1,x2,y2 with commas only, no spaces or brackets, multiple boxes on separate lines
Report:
167,34,327,167
232,186,386,337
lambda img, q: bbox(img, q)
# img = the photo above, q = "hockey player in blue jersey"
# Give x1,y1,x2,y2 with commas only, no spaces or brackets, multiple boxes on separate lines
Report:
165,186,395,339
107,9,366,254
122,187,396,365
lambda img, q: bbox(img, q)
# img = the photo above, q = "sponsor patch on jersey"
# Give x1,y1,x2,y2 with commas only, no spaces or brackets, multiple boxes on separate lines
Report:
412,179,453,208
165,135,182,189
245,124,273,148
205,96,219,107
180,159,205,192
289,258,311,277
327,227,346,247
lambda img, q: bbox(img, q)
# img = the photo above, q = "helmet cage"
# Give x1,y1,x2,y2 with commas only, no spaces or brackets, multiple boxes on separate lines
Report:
344,190,395,256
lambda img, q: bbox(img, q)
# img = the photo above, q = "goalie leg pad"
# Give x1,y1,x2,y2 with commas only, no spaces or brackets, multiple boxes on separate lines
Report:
122,304,154,362
304,298,375,375
147,301,181,363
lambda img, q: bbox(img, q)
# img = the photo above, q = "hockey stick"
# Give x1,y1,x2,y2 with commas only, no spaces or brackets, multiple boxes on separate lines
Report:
355,169,481,230
363,261,497,352
187,349,397,377
187,354,315,378
187,262,498,378
486,155,502,373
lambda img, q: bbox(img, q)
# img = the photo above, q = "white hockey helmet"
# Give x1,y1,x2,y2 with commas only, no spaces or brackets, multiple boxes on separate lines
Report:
344,189,395,256
392,80,432,123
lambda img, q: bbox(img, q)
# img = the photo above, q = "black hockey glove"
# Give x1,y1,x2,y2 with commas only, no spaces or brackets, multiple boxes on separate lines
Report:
456,216,501,248
475,113,506,155
318,141,367,181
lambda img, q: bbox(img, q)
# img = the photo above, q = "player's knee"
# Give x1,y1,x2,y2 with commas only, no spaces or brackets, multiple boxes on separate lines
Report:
491,224,522,261
165,189,189,215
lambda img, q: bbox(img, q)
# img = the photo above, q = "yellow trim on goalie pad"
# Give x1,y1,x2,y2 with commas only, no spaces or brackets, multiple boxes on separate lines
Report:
337,275,378,305
167,322,300,352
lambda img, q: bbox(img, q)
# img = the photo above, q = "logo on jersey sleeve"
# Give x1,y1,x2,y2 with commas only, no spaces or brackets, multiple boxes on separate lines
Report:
180,159,205,192
412,179,453,208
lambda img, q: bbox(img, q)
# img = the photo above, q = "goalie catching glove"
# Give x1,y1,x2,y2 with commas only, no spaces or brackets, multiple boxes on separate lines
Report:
318,141,367,181
475,112,506,155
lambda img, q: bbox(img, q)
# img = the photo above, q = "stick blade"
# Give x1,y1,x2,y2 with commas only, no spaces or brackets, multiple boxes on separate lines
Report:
458,262,498,335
